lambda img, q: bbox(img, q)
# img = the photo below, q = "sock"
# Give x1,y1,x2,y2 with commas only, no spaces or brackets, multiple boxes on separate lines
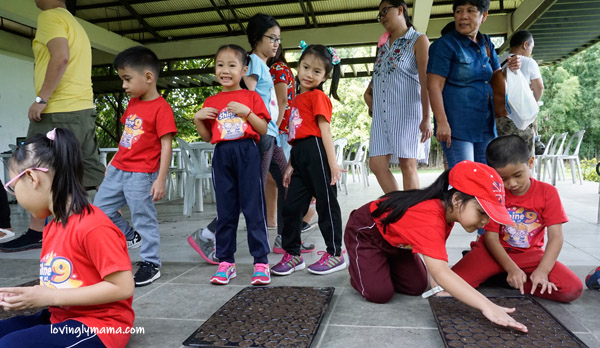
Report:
201,227,216,241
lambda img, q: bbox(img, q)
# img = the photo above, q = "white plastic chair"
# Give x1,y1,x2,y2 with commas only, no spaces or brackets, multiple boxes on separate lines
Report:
177,138,214,215
558,130,585,185
333,138,348,192
534,134,554,179
537,132,567,184
342,141,369,194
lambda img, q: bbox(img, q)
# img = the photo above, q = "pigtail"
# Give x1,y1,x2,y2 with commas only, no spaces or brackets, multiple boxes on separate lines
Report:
329,64,341,101
49,128,90,225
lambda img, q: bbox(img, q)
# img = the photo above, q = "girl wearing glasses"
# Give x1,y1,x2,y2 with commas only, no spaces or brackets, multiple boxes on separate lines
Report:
0,128,134,348
364,0,432,194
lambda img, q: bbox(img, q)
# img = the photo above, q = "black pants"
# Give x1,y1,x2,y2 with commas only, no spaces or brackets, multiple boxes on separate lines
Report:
282,137,342,256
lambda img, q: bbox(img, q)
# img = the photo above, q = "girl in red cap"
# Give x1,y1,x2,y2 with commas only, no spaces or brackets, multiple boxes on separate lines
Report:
344,160,527,332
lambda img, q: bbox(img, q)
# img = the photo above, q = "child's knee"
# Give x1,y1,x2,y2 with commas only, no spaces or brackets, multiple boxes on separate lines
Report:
557,281,583,303
363,287,395,304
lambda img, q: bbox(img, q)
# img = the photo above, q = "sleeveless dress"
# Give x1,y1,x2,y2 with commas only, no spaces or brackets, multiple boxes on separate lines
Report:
370,26,424,163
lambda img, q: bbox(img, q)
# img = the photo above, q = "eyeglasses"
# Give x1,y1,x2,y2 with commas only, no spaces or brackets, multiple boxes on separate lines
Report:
3,167,49,196
263,35,281,44
377,5,397,22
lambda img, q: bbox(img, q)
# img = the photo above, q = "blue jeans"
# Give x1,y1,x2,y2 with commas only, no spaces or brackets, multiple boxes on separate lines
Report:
0,310,105,348
93,166,161,266
441,133,495,168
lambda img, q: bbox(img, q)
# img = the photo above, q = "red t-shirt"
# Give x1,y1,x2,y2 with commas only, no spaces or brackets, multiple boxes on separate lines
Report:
202,89,270,144
287,89,332,144
41,206,134,348
370,199,454,261
270,61,295,133
111,96,177,173
485,177,568,250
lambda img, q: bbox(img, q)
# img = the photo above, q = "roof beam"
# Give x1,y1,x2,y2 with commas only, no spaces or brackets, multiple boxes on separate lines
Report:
116,0,165,42
412,0,434,33
223,0,245,34
498,0,557,51
298,0,311,27
0,0,138,56
306,0,318,28
77,0,163,11
209,0,232,33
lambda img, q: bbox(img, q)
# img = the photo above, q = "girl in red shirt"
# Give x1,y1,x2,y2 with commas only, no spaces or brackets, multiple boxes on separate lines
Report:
0,128,135,348
345,160,528,333
271,43,346,276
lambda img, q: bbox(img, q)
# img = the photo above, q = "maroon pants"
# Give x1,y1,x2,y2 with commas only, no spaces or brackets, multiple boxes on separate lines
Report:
452,239,583,303
344,204,428,304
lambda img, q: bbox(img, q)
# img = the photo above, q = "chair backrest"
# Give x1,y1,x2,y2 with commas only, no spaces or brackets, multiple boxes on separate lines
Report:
334,138,348,166
540,134,555,156
562,130,585,157
176,138,203,175
345,142,360,161
356,141,369,162
553,132,569,156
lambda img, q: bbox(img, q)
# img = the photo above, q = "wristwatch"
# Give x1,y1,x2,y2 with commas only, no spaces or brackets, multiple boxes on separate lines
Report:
35,96,47,104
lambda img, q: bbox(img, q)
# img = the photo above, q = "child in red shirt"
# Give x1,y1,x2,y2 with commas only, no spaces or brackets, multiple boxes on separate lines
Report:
193,45,271,286
452,135,583,302
271,43,347,276
345,160,528,333
0,128,134,348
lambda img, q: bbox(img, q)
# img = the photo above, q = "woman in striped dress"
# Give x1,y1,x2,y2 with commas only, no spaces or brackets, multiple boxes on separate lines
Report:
364,0,432,193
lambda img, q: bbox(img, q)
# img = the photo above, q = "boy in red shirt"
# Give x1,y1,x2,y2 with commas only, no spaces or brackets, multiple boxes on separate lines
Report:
452,135,583,302
94,46,177,287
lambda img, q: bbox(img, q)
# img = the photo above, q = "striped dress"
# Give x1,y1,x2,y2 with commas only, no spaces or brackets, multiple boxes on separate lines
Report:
370,27,424,163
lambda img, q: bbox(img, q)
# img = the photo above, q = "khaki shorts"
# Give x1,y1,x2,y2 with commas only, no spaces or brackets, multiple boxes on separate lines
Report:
496,117,535,155
28,108,105,188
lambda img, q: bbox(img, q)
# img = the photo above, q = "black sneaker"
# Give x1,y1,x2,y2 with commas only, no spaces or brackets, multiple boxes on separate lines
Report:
0,229,43,252
127,231,142,249
134,261,161,287
301,221,317,233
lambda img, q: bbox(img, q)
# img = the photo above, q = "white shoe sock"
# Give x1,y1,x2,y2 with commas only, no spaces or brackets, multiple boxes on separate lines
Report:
201,227,216,241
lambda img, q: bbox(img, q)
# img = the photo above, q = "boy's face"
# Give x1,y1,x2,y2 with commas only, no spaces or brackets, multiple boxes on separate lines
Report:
117,66,153,99
494,157,534,196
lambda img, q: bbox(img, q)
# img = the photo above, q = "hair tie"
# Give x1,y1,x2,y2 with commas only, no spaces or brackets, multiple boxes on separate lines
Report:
328,46,341,65
46,128,56,141
299,40,308,53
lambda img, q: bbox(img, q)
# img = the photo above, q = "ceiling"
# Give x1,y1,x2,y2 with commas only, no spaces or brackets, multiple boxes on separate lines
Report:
1,0,599,94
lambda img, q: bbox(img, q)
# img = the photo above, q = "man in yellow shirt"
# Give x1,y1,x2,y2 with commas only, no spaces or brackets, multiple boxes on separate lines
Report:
1,0,105,252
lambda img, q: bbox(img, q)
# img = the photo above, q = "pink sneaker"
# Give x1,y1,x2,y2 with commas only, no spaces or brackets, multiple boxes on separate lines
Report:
251,263,271,285
210,262,236,285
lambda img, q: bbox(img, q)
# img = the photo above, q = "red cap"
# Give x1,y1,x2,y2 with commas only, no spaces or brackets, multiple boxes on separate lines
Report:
449,161,514,226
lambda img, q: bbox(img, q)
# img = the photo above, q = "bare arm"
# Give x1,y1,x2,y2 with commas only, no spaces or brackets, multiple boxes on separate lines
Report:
227,101,268,135
274,82,288,127
530,78,544,102
317,116,344,185
193,107,218,142
415,35,432,142
423,255,527,332
0,270,134,310
244,75,258,91
529,224,562,295
28,37,70,122
151,134,173,202
484,231,527,294
363,80,373,117
427,73,451,147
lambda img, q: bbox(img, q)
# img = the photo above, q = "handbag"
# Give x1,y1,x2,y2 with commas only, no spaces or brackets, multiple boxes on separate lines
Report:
485,44,508,118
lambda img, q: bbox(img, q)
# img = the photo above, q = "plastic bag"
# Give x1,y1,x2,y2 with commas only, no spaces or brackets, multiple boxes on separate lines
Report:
506,68,539,130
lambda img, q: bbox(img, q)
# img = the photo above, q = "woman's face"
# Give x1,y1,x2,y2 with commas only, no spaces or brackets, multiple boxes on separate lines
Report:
453,3,487,39
377,2,402,31
254,26,281,60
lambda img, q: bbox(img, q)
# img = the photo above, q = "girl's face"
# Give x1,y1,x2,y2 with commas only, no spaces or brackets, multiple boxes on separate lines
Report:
254,26,281,60
454,4,487,39
7,167,52,220
378,2,403,31
454,197,490,232
297,54,328,94
215,49,248,91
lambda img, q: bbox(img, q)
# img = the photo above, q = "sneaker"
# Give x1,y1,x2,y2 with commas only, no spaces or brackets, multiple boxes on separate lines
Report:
301,221,317,233
0,229,43,252
307,251,347,275
127,231,142,249
272,235,316,254
251,263,271,285
134,261,161,287
187,229,219,265
210,262,236,285
271,253,305,276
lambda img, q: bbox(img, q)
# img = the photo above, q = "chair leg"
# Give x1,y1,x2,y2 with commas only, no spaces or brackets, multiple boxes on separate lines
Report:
195,178,204,212
183,175,195,216
575,158,583,185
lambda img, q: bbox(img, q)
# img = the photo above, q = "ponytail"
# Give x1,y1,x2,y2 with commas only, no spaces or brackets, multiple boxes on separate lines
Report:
9,128,90,226
372,169,474,233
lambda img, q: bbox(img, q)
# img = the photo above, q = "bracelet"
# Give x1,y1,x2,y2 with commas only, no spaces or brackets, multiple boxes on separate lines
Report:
246,110,252,118
421,286,444,299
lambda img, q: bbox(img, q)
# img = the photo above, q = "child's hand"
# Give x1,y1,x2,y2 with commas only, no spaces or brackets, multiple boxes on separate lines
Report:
481,303,528,333
193,107,219,122
529,269,557,295
0,286,53,311
283,166,294,188
226,102,251,118
329,164,347,186
507,268,527,294
150,178,166,202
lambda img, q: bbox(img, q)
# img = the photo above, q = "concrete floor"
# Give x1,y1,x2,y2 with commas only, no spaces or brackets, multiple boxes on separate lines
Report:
1,171,599,347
